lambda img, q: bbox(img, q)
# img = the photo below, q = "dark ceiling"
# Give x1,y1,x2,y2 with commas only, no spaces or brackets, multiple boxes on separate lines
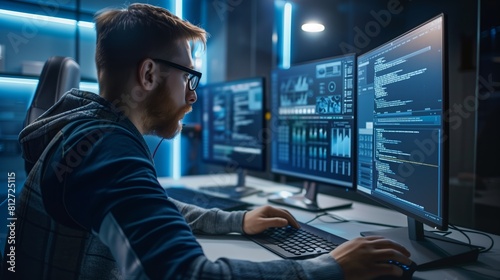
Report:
285,0,475,64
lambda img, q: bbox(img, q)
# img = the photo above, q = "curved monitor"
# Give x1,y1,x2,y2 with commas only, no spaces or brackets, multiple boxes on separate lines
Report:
270,54,356,211
199,77,266,197
356,14,478,269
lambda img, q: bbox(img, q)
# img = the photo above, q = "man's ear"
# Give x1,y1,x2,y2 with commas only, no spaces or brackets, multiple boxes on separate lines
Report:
138,58,158,91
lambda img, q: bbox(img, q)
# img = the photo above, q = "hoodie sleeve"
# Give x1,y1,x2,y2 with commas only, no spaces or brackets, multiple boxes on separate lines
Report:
169,198,246,234
42,122,344,279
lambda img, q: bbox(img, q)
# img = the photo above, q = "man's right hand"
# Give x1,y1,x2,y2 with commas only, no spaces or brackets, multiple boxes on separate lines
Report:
330,236,412,280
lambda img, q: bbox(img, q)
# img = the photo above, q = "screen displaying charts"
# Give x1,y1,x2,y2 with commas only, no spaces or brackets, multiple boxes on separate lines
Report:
271,54,356,189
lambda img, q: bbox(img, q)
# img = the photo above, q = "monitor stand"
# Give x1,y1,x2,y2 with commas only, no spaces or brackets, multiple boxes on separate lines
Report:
361,217,480,270
199,169,261,198
267,180,352,212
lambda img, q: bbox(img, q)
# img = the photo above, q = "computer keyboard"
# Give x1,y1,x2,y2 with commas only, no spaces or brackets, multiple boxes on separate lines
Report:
165,187,253,211
247,221,348,259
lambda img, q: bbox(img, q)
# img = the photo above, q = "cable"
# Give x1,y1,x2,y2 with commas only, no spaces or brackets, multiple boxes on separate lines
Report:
303,214,494,253
152,138,165,159
304,212,347,224
304,212,327,224
449,224,473,246
349,219,401,228
326,212,401,228
304,212,401,228
418,224,493,253
449,224,495,253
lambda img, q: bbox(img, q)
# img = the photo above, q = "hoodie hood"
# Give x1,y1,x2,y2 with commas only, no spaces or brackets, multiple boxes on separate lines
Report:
19,89,140,169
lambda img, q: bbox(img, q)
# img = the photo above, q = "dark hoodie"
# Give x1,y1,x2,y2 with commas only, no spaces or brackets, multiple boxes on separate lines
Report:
9,89,205,279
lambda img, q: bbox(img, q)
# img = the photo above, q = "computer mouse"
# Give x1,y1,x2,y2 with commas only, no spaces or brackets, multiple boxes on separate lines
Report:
373,260,417,280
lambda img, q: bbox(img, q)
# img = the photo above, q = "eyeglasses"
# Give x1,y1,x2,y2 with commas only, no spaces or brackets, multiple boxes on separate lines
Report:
152,58,202,91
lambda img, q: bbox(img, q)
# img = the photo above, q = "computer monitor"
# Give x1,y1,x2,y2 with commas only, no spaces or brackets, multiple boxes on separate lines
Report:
269,53,356,211
200,77,266,198
356,14,479,269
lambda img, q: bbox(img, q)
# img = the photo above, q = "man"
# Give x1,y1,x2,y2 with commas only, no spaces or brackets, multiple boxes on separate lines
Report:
7,3,412,279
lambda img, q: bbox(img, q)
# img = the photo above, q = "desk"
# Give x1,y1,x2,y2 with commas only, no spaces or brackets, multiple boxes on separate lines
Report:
159,174,500,279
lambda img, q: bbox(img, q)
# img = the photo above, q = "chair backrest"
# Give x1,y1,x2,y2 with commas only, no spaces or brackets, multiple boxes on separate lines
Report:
24,56,80,126
22,56,80,175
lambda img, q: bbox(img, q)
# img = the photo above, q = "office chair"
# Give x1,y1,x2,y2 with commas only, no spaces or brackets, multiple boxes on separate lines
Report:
24,56,80,126
23,56,80,174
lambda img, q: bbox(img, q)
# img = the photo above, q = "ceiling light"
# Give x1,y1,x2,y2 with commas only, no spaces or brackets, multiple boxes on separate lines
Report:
301,22,325,32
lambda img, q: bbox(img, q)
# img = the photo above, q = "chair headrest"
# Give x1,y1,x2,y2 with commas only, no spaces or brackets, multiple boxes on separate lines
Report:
25,56,80,126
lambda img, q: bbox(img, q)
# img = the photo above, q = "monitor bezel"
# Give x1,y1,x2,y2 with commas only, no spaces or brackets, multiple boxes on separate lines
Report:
356,13,448,230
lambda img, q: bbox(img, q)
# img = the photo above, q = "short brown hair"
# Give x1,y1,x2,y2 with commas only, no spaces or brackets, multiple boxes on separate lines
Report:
94,3,206,78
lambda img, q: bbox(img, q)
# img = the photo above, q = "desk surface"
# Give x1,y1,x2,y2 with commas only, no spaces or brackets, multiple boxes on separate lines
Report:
159,174,500,280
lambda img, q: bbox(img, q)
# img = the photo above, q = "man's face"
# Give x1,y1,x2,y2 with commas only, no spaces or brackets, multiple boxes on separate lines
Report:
143,40,198,139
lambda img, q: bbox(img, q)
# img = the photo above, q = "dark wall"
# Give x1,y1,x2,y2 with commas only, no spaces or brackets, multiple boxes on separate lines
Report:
475,0,500,235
